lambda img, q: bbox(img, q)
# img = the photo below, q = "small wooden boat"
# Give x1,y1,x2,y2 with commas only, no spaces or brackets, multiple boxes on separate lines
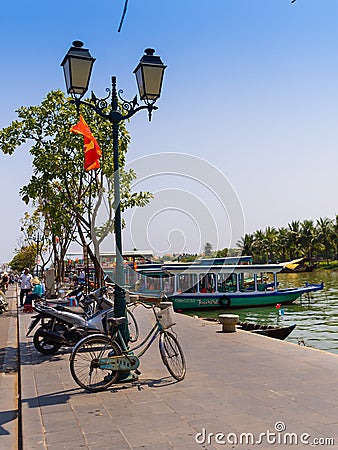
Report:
237,322,296,340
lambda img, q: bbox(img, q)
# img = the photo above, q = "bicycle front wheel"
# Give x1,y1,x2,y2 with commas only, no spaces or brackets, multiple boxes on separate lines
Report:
70,334,121,392
159,331,186,381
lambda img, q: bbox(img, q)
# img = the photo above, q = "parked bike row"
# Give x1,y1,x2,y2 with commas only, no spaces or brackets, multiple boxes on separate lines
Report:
26,285,139,354
23,283,186,392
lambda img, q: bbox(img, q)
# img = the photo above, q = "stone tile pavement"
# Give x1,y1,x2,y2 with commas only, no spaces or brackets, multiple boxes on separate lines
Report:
3,292,338,449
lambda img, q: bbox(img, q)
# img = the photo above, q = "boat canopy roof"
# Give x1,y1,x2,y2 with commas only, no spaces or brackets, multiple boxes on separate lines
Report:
162,263,283,275
136,266,170,277
194,256,252,265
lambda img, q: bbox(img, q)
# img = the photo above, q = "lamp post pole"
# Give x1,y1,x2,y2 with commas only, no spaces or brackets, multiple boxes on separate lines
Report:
111,75,125,321
61,42,166,342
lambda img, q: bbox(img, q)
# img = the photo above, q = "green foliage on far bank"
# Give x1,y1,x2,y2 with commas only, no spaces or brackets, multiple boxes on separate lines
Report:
237,215,338,264
316,261,338,271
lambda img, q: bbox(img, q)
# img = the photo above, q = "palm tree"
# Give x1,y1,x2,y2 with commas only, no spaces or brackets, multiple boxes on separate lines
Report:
300,219,318,261
253,229,269,263
236,234,255,256
203,242,213,257
264,226,278,263
287,220,301,259
317,217,334,263
237,213,338,264
331,214,338,260
275,227,289,262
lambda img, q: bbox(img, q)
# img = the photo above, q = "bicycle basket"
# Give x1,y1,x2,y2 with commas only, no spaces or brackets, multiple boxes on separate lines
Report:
155,302,176,329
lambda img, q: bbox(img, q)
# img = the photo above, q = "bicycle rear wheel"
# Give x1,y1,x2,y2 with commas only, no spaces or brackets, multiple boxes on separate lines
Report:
159,331,186,381
70,334,121,392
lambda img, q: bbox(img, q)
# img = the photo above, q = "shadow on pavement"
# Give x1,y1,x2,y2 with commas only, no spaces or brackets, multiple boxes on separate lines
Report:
0,409,18,435
21,375,180,409
19,341,71,366
22,387,85,409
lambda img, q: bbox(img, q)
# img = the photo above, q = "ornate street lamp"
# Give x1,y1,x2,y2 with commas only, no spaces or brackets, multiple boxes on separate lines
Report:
61,41,95,97
134,48,166,103
61,41,166,341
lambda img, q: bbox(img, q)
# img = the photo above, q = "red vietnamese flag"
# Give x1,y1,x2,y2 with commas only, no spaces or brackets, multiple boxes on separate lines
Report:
70,115,102,171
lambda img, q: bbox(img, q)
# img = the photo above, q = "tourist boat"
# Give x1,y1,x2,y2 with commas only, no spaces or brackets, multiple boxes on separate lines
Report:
131,260,324,310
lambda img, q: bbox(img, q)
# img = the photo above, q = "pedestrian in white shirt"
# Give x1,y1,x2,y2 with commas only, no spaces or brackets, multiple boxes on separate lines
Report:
20,268,33,307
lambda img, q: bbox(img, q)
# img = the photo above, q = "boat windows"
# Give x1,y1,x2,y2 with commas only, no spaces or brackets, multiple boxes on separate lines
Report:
217,273,237,293
177,273,198,293
199,273,215,293
163,277,175,295
238,272,255,292
134,275,161,292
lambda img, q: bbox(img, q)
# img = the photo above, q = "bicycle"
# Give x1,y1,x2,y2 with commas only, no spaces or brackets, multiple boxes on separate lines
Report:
69,301,186,392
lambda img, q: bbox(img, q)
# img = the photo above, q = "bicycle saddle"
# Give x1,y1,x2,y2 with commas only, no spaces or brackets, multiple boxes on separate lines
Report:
107,316,127,327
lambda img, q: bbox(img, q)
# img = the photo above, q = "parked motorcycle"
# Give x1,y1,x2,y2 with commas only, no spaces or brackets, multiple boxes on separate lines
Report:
33,285,86,311
27,286,138,354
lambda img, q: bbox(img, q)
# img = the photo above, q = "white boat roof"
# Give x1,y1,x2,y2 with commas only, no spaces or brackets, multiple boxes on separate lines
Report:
162,263,283,275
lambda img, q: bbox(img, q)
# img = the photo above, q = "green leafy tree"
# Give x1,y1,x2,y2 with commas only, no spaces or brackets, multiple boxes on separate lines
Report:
9,244,37,273
0,90,152,282
19,211,52,275
215,248,228,258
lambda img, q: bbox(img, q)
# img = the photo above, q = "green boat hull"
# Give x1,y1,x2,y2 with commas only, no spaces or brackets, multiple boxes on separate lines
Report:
168,287,322,310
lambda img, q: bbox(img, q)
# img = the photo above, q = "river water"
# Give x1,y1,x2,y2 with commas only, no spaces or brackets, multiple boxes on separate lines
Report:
185,271,338,355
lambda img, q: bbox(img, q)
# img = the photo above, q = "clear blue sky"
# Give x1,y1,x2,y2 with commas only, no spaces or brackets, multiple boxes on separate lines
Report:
1,0,338,263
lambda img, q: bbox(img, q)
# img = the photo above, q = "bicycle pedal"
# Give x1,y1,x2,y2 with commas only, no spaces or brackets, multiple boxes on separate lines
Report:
134,369,141,375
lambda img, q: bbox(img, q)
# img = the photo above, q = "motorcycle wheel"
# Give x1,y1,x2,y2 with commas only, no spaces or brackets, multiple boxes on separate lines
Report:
0,293,8,311
33,326,62,355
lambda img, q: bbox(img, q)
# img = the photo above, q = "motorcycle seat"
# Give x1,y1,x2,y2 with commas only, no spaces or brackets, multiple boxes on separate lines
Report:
56,306,85,315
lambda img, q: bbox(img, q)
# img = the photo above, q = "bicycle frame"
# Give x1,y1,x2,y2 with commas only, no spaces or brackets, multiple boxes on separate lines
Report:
69,299,186,390
98,304,164,371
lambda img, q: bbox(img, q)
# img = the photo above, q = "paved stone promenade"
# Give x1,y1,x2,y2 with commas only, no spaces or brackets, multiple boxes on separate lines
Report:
0,285,18,450
2,289,338,449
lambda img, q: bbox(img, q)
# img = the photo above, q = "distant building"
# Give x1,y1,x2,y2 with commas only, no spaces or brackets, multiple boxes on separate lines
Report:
65,250,154,268
65,250,155,286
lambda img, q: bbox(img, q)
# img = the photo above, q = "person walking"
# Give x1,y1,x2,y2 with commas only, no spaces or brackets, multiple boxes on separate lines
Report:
20,268,33,307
